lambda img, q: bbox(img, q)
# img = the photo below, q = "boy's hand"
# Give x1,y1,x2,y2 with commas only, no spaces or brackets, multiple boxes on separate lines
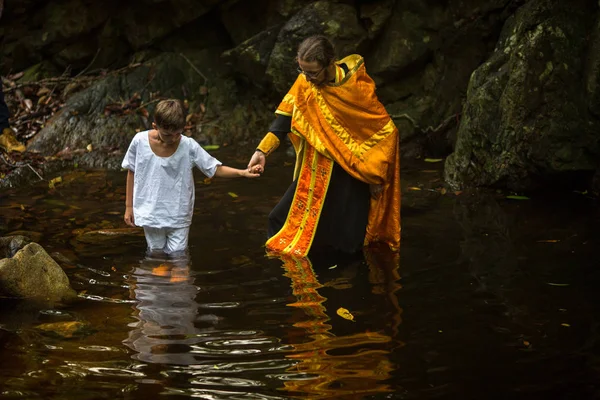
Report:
249,165,263,174
241,168,261,178
124,206,136,227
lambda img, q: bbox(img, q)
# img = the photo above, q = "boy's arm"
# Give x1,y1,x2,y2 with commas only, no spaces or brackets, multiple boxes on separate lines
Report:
214,165,260,179
124,170,136,226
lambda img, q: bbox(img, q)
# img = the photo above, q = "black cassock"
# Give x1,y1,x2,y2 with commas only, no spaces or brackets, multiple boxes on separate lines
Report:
266,114,370,255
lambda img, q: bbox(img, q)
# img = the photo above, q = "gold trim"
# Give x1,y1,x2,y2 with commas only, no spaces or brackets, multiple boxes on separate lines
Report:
284,149,333,254
361,120,396,153
275,110,292,117
291,110,332,159
281,93,295,106
328,54,364,87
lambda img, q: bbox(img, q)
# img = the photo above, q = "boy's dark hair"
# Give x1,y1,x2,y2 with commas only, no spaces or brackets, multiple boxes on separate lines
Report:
297,35,336,67
154,99,186,132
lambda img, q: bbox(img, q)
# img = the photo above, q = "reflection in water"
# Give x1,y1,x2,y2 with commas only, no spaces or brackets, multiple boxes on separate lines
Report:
276,251,401,399
123,253,201,365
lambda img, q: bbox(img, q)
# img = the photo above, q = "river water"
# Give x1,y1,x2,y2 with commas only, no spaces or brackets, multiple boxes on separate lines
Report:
0,149,599,399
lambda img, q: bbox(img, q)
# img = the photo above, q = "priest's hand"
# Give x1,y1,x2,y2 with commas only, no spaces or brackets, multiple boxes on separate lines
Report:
248,150,266,174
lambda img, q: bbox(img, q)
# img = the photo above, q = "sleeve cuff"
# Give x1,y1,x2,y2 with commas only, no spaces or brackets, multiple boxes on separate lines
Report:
256,132,280,156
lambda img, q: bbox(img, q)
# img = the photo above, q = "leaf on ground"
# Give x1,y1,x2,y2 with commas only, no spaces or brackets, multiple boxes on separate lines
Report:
547,283,569,287
329,265,338,269
408,187,422,191
561,323,571,327
48,176,63,190
0,129,26,153
336,307,355,322
424,158,443,163
228,192,239,198
203,144,220,151
506,195,530,200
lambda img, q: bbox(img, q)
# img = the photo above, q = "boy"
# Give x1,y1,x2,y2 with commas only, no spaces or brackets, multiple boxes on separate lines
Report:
122,99,259,255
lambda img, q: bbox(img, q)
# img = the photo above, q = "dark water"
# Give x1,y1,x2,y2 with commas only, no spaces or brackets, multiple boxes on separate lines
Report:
1,149,600,399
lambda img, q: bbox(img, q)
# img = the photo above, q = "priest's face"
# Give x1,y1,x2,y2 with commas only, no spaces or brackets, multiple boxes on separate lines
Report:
297,59,329,87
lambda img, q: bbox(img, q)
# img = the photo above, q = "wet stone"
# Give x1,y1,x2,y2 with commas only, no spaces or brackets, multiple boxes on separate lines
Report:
35,321,95,339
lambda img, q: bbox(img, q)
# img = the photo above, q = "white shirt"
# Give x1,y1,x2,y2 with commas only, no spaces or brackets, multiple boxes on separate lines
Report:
121,131,221,228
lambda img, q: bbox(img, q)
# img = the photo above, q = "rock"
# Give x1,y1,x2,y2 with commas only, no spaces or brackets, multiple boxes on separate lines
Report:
266,0,368,94
220,0,272,45
27,50,223,163
0,235,31,259
0,243,77,303
74,227,145,245
72,227,146,257
35,321,94,339
222,25,283,84
6,231,43,243
367,1,434,79
118,1,216,50
359,0,395,39
445,0,600,191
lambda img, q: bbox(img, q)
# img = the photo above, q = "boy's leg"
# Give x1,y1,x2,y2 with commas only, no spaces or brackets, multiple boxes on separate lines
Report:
164,226,190,255
143,227,168,255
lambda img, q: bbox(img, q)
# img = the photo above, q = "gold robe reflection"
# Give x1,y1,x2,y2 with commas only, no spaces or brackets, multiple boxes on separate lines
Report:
277,249,402,399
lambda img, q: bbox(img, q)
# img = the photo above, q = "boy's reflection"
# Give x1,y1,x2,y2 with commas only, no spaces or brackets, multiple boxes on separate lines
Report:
123,252,201,365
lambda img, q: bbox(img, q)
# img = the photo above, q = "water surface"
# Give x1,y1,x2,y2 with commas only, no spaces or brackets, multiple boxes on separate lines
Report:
0,149,599,399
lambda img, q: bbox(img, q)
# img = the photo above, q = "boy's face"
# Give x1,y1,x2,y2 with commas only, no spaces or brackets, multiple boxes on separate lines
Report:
153,123,182,145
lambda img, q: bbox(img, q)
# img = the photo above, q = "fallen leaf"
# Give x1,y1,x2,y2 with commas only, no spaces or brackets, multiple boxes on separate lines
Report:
228,192,238,198
424,158,443,163
440,188,447,195
36,87,51,96
86,144,93,152
203,145,220,151
561,323,571,327
506,195,530,200
329,265,338,269
336,307,355,322
48,176,63,190
0,129,26,153
454,191,463,196
23,99,33,111
522,340,531,347
408,187,422,191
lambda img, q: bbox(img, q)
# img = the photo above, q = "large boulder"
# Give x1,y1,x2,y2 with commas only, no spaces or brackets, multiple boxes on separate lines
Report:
445,0,600,190
0,242,77,303
0,0,229,73
266,0,368,94
366,0,516,158
26,50,223,166
221,25,283,84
